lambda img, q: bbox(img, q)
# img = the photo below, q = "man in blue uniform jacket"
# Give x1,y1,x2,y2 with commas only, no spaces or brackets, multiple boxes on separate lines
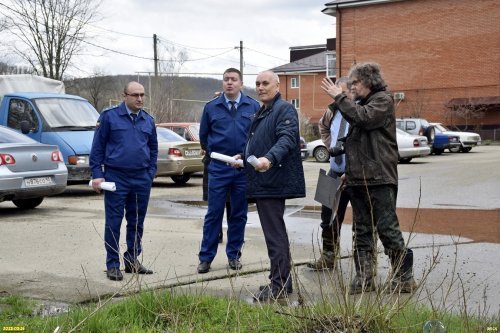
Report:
197,68,259,274
90,81,158,281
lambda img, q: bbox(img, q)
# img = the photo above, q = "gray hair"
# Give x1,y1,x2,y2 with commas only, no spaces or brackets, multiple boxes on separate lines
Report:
348,62,387,92
258,70,280,84
336,76,350,89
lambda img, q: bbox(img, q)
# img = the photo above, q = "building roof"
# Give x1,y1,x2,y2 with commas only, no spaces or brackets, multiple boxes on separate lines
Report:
289,44,326,51
322,0,405,16
272,50,329,74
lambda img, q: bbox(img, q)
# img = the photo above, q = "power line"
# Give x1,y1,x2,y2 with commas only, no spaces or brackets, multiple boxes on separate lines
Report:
245,47,289,63
156,34,234,51
79,39,153,60
87,24,151,39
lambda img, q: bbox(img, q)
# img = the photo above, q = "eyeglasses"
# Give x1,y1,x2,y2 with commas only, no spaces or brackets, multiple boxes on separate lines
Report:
125,93,146,98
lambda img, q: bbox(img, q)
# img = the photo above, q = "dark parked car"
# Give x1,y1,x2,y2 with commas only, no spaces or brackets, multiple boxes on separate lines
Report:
0,125,67,208
430,132,460,155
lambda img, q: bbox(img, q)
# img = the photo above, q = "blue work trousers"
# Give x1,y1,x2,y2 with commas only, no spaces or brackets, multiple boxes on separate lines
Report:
103,167,152,269
199,161,247,262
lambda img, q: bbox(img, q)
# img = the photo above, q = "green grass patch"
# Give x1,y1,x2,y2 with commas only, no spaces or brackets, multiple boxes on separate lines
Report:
1,292,498,332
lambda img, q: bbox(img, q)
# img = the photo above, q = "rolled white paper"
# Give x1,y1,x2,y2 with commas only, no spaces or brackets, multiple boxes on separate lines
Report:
210,152,243,167
247,155,266,172
88,180,116,192
247,155,261,168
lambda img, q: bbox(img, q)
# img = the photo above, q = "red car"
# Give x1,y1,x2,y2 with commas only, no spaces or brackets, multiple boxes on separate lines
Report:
156,123,200,142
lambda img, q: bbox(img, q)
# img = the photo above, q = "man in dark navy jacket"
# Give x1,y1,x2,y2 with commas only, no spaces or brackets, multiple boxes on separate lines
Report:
237,70,305,301
90,81,158,281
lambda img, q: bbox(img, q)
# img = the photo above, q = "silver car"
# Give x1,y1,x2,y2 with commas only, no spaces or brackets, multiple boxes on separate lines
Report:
155,127,204,185
0,125,68,209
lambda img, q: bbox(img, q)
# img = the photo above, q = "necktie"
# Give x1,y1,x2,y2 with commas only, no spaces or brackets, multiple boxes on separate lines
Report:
335,116,347,165
131,113,138,123
229,101,236,116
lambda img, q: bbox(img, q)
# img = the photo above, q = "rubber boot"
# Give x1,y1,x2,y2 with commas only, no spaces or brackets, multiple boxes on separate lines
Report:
388,248,417,293
307,237,336,270
349,250,376,294
308,206,339,270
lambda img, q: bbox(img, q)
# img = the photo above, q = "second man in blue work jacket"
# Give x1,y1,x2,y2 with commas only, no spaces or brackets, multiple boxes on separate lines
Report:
197,68,260,274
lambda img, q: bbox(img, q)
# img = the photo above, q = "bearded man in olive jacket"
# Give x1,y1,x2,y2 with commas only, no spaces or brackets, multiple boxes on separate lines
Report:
321,63,417,294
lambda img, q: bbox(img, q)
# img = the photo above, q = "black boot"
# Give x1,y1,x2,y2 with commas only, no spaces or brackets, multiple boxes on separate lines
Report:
388,248,417,293
349,250,376,294
307,237,336,270
308,218,337,270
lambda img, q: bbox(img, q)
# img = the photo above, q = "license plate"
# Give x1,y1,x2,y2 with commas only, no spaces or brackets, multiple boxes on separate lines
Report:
184,149,200,157
25,176,54,187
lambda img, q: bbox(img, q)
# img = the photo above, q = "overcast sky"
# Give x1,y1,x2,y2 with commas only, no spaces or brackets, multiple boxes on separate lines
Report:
60,0,335,82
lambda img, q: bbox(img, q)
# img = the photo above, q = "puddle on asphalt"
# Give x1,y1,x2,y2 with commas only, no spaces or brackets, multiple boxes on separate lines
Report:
33,301,70,317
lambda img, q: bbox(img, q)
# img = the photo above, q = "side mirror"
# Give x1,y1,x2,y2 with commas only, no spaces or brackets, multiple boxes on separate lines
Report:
20,120,31,134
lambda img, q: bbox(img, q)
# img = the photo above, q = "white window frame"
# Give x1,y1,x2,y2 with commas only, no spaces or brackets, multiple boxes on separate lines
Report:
291,77,299,88
326,52,336,78
291,98,300,109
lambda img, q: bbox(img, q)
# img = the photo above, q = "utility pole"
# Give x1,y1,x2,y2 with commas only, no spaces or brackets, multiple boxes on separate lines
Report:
235,41,243,78
153,34,158,77
239,41,243,78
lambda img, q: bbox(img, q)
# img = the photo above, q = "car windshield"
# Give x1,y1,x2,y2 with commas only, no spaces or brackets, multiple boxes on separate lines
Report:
433,126,444,134
0,126,37,143
434,123,449,132
188,124,200,141
34,98,99,128
156,127,187,143
396,128,411,136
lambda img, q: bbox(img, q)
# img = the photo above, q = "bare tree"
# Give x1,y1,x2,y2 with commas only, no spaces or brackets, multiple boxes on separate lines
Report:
0,16,7,31
81,70,114,112
401,89,429,118
0,60,34,75
149,46,189,123
2,0,99,80
446,99,486,130
298,111,314,141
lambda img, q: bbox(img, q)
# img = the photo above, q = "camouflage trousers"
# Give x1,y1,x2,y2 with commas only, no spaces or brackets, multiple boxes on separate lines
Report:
346,184,405,254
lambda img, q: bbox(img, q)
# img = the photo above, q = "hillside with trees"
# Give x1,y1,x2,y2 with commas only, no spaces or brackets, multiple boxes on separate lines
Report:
65,75,258,123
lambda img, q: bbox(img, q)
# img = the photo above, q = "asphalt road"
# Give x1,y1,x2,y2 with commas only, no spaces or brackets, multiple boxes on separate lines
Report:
0,145,498,317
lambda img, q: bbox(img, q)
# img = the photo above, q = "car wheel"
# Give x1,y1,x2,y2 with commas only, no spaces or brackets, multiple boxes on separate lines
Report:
449,146,461,153
171,174,191,184
462,147,472,153
12,197,44,209
313,146,330,163
433,148,444,155
399,157,412,163
424,126,435,144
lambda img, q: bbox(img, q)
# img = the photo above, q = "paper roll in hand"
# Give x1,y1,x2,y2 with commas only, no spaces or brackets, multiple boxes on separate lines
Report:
88,180,117,192
209,152,243,167
247,155,265,172
246,155,261,168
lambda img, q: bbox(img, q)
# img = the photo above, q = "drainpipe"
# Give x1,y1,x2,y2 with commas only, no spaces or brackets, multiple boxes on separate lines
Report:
284,74,288,100
337,5,342,77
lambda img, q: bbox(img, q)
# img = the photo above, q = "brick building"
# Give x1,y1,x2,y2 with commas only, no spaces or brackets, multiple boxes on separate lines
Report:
275,0,500,140
272,41,336,126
